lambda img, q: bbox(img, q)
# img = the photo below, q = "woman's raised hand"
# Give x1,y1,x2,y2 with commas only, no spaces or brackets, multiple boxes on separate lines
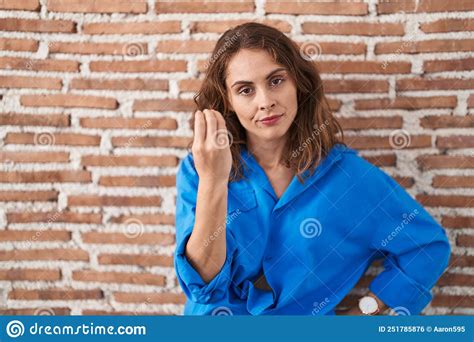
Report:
191,109,232,184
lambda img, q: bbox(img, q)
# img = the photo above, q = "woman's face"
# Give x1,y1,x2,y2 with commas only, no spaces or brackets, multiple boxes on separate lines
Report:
225,49,298,144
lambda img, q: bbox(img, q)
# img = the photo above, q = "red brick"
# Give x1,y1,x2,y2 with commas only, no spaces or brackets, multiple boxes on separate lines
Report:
431,294,474,308
0,249,89,261
0,76,62,90
82,232,174,245
417,155,474,170
0,171,91,183
0,57,79,72
98,253,173,267
50,42,148,55
420,19,474,33
324,79,389,93
0,190,58,202
178,79,202,93
49,0,147,13
377,0,474,14
156,40,217,54
84,21,181,35
346,135,432,150
156,0,254,13
449,254,474,267
442,216,474,229
72,270,166,286
420,115,474,129
354,96,457,110
0,0,40,11
20,94,118,109
375,39,474,54
361,154,397,167
79,117,177,130
114,291,186,304
82,155,178,167
68,195,162,207
458,234,474,247
0,18,76,33
432,176,474,188
0,38,38,52
424,58,474,73
315,61,411,74
0,269,61,281
90,60,186,73
292,41,366,55
0,308,70,315
133,98,195,112
9,288,103,300
302,22,404,36
0,113,69,126
112,136,192,148
0,230,71,242
396,78,474,91
437,136,474,149
0,151,69,163
6,211,101,224
339,116,402,131
438,273,474,287
5,133,100,146
190,19,291,34
266,0,367,15
416,195,474,208
99,175,176,187
110,214,175,225
70,78,168,91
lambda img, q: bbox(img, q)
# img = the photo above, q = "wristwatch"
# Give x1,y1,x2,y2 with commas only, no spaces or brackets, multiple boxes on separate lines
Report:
358,295,380,315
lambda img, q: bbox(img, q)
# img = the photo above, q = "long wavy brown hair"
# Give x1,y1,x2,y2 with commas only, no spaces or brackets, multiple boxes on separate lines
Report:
190,22,345,184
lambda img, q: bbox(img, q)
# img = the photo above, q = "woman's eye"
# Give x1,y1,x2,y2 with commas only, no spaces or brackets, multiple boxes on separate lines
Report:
239,87,252,96
271,77,284,86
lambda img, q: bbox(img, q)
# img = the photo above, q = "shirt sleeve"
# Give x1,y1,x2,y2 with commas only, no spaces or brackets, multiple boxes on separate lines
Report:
174,153,237,304
361,159,451,315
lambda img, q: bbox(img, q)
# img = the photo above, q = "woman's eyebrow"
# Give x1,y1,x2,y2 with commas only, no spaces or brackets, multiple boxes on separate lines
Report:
231,67,287,88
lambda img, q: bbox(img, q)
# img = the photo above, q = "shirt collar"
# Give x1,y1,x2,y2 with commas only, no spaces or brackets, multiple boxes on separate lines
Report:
239,143,350,212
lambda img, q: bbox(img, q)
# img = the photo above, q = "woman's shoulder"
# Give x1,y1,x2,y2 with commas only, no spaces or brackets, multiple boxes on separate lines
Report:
331,143,394,187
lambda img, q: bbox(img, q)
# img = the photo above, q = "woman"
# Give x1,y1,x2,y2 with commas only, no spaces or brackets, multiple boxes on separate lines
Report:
174,22,451,316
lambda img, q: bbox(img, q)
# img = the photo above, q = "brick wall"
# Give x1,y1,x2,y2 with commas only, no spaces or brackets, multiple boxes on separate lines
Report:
0,0,472,315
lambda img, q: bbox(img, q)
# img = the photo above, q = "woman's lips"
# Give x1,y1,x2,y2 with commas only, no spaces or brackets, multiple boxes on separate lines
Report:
259,114,283,126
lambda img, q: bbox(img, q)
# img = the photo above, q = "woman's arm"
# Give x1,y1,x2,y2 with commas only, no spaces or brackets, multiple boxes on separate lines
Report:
184,177,229,283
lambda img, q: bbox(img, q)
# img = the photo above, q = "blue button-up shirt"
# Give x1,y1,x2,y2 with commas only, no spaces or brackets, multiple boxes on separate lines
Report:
174,143,451,315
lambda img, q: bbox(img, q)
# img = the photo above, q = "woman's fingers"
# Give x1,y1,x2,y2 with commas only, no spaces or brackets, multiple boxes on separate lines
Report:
193,110,206,145
203,109,217,146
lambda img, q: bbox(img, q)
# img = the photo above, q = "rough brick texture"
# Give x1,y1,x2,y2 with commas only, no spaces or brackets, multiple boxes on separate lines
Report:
0,0,472,316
